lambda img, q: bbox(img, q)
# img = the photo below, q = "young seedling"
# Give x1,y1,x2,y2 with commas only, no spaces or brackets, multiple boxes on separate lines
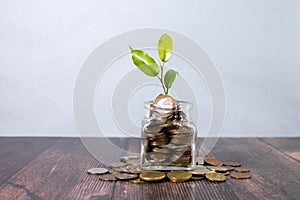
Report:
129,34,178,95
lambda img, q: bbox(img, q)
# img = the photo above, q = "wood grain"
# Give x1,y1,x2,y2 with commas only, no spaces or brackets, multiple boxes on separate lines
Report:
0,137,58,185
209,138,300,200
0,137,299,200
260,138,300,161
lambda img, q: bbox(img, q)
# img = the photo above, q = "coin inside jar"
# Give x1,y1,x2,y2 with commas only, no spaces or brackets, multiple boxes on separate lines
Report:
167,171,192,183
140,171,166,182
151,94,177,118
153,94,177,110
149,153,168,162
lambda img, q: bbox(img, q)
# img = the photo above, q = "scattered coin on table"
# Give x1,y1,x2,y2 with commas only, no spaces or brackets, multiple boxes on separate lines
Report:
115,173,138,180
204,157,223,166
230,172,251,179
167,171,192,183
140,171,166,182
98,174,117,181
207,166,228,172
87,168,108,175
108,168,120,174
234,167,250,173
205,171,227,182
222,161,241,167
190,168,210,176
87,156,251,183
224,166,235,171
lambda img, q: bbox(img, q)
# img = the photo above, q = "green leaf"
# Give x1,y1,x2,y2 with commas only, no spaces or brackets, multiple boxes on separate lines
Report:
158,33,173,62
129,46,159,77
164,69,178,90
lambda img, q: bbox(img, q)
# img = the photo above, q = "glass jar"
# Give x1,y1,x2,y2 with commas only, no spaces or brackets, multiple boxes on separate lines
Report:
141,101,197,170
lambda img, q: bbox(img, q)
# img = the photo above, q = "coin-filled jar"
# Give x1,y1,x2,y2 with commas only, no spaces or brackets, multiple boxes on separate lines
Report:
141,100,197,170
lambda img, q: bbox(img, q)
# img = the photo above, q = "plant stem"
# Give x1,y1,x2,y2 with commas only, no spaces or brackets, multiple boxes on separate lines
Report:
157,61,167,94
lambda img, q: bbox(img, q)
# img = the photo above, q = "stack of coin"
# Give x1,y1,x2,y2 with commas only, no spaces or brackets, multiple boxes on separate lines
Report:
142,106,195,168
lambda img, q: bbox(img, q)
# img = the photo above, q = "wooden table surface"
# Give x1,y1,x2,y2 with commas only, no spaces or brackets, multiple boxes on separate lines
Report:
0,137,299,200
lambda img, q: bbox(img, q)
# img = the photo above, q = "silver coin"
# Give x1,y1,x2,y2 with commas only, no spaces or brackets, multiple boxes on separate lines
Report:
87,168,108,175
207,166,228,172
190,168,211,176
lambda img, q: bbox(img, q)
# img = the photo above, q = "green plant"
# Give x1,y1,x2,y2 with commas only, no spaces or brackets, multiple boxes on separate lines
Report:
129,34,178,95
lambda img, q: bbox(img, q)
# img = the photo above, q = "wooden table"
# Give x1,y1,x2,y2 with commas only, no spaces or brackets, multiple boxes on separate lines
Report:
0,137,299,200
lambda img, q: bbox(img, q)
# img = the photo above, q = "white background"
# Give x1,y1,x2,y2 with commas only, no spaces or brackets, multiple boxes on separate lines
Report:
1,0,299,137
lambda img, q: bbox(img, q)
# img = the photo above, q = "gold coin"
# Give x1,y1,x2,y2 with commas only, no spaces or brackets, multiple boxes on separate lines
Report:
205,171,226,182
230,172,251,179
190,168,210,176
115,173,138,180
109,162,127,168
222,161,241,167
99,174,117,181
167,171,192,183
144,124,163,133
150,139,169,147
234,167,250,173
87,168,108,175
140,171,166,182
149,153,168,162
204,157,223,166
129,178,145,184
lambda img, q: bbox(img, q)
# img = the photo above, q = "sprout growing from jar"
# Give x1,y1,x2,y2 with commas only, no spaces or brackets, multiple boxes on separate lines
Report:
129,34,178,96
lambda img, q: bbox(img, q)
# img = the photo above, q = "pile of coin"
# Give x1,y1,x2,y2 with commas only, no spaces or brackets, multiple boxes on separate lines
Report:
87,156,251,183
142,95,196,168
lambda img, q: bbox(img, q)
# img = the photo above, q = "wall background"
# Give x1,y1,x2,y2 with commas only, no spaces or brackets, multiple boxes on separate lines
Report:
1,0,299,137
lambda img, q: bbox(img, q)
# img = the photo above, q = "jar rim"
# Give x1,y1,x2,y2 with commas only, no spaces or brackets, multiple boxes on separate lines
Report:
144,100,192,111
